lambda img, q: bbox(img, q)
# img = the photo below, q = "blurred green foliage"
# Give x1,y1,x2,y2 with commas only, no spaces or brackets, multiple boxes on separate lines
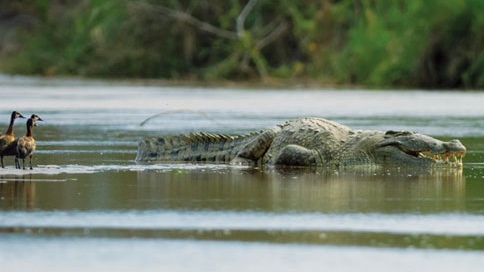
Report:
0,0,482,88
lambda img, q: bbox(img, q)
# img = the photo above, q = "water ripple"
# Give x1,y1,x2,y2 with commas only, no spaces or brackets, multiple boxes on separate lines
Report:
1,210,484,236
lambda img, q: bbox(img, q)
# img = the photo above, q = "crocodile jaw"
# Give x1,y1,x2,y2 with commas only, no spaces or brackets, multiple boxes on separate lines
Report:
375,140,466,167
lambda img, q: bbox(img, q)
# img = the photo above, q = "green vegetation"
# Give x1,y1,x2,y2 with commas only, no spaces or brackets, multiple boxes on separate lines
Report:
0,0,482,88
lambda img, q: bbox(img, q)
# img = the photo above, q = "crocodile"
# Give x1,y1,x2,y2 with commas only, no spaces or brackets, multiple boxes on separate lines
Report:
136,117,466,168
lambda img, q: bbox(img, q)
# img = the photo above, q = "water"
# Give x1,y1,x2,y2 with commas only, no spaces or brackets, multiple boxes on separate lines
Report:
1,76,484,271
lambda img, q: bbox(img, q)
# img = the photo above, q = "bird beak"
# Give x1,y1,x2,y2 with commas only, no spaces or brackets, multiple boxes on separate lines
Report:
19,114,26,119
34,117,43,126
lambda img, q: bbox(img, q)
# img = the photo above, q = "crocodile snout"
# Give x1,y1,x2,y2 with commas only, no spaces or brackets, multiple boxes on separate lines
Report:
444,139,466,154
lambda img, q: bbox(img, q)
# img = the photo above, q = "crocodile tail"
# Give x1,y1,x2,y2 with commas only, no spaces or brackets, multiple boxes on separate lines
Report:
136,132,258,163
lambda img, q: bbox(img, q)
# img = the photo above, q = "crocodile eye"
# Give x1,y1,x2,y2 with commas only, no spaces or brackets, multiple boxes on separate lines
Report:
385,130,398,136
385,130,414,137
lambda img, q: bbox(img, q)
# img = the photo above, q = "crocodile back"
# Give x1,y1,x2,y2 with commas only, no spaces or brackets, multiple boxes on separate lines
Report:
136,132,260,163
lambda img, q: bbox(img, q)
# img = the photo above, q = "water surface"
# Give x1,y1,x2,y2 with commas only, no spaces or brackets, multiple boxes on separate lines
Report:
1,77,484,271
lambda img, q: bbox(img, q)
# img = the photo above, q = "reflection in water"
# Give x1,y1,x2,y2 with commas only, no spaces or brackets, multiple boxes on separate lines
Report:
135,166,465,213
0,176,36,210
1,166,481,251
269,167,466,213
0,164,467,213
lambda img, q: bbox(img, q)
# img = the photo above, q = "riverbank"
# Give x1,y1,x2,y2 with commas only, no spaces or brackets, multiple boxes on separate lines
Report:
4,73,483,92
1,1,482,89
0,73,358,90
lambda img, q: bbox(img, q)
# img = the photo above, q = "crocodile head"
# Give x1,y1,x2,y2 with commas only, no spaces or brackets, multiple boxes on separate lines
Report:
373,130,466,167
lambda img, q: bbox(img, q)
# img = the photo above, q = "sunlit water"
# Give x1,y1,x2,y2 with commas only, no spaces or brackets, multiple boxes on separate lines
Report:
1,76,484,271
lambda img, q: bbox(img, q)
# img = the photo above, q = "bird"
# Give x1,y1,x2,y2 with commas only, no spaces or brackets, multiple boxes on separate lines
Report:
0,111,26,168
15,114,43,170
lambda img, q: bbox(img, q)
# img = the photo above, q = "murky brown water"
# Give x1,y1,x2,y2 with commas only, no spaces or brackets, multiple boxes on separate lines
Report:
1,76,484,271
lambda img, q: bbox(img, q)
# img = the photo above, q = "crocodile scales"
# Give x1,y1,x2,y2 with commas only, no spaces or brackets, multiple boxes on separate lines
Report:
136,117,466,168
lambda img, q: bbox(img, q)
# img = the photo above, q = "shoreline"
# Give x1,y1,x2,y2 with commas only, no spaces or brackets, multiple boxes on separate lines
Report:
0,73,481,92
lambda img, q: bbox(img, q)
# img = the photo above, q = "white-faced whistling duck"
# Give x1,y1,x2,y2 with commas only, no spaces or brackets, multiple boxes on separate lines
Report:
15,114,43,170
0,111,25,168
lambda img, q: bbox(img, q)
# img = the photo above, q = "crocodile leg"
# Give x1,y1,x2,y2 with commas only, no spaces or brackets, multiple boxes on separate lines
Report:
231,126,281,166
270,144,319,166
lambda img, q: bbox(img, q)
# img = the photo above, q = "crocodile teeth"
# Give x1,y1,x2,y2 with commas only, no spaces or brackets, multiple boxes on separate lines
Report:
418,150,465,166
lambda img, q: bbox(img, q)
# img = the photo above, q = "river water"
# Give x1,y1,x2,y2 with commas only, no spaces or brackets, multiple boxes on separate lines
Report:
0,76,484,271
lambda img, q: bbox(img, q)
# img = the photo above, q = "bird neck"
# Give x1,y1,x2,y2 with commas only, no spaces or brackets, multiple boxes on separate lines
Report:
5,116,15,135
25,123,33,137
